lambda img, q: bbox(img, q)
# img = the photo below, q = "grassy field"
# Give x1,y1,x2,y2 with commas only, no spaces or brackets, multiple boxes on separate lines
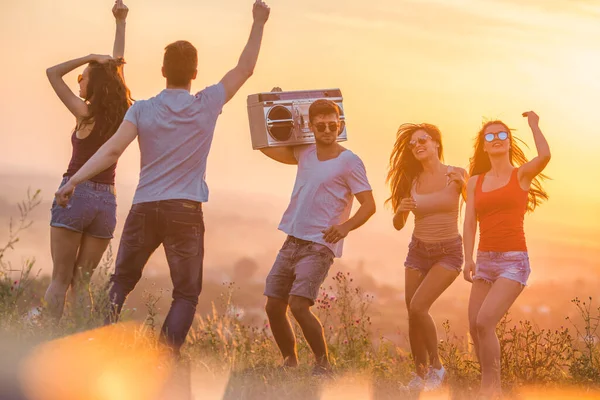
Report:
1,191,599,400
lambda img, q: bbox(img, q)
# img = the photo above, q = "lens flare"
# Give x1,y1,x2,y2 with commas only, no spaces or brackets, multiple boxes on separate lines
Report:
19,323,173,400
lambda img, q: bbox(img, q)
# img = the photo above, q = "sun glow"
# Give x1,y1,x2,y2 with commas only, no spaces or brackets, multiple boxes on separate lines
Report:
20,323,173,400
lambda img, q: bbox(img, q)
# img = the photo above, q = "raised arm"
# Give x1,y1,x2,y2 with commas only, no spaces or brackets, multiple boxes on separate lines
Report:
463,176,478,282
112,0,129,59
220,0,270,104
46,54,114,119
54,120,138,207
259,147,297,164
518,111,551,187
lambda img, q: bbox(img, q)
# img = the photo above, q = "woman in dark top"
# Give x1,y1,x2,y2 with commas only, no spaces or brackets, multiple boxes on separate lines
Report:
44,0,132,319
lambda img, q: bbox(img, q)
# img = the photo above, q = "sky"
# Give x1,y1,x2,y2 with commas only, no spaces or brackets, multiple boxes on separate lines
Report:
0,0,599,280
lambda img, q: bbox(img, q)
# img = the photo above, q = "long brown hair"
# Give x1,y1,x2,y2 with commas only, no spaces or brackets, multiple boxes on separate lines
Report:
469,120,549,212
81,58,132,140
386,123,444,212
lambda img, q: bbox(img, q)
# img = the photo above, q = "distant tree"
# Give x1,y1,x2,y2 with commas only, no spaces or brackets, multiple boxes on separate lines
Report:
232,257,259,282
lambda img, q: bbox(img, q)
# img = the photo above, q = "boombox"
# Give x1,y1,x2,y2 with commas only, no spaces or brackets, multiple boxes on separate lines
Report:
246,89,348,149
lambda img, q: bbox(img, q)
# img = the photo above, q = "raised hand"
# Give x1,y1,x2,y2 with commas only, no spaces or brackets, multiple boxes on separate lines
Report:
522,111,540,128
253,0,270,25
112,0,129,21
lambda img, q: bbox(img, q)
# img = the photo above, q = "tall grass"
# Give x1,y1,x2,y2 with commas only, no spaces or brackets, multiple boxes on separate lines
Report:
1,191,599,398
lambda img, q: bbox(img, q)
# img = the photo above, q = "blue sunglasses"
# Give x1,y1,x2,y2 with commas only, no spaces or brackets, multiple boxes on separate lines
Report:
484,131,508,142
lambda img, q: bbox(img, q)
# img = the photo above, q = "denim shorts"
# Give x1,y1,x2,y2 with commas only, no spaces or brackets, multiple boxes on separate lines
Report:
264,236,335,305
404,235,463,274
50,177,117,239
474,251,531,286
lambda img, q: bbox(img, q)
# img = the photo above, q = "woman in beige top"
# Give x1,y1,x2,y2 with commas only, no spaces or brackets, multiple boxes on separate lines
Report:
386,123,467,392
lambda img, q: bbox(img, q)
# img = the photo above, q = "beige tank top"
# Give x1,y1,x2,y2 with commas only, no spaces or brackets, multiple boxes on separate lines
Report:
411,166,461,242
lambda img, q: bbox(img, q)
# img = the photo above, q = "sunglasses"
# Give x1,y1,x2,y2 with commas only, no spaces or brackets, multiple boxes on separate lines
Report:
77,74,83,84
314,122,339,133
484,131,509,142
408,134,432,149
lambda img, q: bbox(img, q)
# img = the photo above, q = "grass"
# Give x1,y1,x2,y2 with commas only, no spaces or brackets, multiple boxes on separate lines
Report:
1,190,600,399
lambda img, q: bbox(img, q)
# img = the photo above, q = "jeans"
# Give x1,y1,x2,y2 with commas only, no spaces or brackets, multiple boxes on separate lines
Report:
107,199,205,351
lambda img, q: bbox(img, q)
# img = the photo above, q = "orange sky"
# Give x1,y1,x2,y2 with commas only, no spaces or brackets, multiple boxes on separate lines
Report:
0,0,599,279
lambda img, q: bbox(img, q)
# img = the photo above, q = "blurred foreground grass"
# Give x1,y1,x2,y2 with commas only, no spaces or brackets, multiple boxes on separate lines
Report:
1,191,599,400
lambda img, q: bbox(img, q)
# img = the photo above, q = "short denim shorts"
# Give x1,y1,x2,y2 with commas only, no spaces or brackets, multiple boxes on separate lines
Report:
474,251,531,286
264,236,335,305
50,177,117,239
404,235,463,275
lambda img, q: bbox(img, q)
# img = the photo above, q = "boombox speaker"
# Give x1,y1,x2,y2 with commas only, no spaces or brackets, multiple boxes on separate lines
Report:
247,88,348,149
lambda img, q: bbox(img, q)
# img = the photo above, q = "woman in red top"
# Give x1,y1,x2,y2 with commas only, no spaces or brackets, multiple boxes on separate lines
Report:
463,111,550,398
44,1,132,319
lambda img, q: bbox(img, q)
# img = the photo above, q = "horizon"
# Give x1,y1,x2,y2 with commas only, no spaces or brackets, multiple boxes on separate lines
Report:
0,0,599,318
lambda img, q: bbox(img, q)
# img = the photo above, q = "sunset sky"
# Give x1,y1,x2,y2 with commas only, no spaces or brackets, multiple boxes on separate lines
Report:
0,0,599,280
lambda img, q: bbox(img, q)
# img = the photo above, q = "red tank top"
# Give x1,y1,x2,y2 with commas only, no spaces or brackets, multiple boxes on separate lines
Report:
475,168,528,252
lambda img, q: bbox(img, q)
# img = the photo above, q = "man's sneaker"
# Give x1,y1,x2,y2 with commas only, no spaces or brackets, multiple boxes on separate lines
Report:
407,373,425,392
424,366,446,391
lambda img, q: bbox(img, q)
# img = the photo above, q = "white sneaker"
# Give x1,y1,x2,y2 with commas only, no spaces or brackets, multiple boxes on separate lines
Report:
424,366,446,391
407,373,425,392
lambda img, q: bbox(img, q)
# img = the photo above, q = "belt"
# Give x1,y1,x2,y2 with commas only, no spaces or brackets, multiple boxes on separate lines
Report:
161,199,203,211
140,199,203,211
77,179,116,195
287,235,313,245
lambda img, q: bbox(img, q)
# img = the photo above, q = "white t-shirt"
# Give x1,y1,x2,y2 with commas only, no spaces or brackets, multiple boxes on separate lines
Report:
124,84,226,204
278,144,372,258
